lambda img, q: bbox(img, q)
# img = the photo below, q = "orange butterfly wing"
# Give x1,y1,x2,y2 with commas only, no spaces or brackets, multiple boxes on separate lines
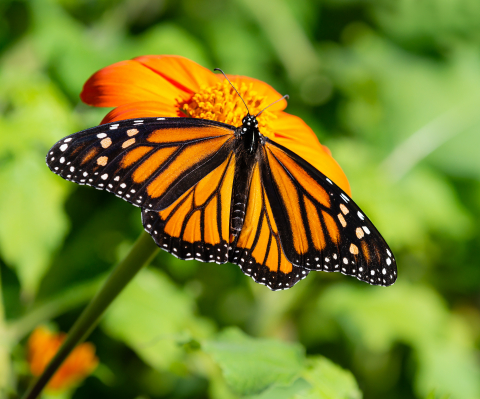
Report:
142,153,236,263
46,118,236,211
261,139,397,286
229,163,309,290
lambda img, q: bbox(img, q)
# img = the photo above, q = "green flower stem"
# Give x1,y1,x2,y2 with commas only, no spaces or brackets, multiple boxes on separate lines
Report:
22,231,159,399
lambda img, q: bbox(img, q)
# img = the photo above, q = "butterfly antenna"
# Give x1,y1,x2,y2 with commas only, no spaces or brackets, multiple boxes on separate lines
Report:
256,94,289,117
214,68,250,115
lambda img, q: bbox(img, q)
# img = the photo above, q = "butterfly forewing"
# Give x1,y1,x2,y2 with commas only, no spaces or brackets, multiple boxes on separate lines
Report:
46,118,236,211
261,139,397,286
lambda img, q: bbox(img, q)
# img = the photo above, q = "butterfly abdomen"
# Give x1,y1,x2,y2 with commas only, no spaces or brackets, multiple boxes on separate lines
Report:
228,140,259,246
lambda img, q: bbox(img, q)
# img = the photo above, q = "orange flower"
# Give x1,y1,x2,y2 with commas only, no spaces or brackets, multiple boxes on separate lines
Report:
28,326,98,391
81,55,351,195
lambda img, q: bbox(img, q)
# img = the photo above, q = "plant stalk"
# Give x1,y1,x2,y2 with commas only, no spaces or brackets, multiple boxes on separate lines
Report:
21,231,159,399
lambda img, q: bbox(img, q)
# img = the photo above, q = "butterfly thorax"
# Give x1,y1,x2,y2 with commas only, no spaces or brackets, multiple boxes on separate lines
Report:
239,114,261,154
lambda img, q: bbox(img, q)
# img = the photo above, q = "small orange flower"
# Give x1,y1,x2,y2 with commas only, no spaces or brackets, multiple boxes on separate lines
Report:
81,55,351,195
28,326,98,391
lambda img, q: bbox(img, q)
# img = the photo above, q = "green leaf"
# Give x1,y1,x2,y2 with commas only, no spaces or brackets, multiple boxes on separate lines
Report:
101,268,214,370
296,357,362,399
316,282,480,398
0,46,73,296
324,28,480,180
245,356,362,399
203,327,305,396
248,378,311,399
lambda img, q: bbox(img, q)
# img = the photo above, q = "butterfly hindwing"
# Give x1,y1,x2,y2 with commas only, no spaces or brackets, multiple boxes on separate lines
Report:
261,138,397,286
229,163,309,290
142,152,236,263
46,117,236,211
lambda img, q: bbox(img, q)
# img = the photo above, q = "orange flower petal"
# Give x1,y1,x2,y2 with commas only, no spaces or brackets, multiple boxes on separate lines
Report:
134,55,221,94
81,60,190,107
49,342,98,390
269,112,351,196
226,75,287,112
28,326,98,392
101,101,181,124
268,112,321,146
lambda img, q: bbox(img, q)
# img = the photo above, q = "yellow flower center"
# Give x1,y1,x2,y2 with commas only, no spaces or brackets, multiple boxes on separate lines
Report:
178,80,277,136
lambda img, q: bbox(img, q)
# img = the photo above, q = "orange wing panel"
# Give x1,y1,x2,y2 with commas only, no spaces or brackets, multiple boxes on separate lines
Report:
121,146,154,168
304,196,326,251
147,135,230,199
164,192,193,238
361,241,371,262
132,146,178,183
267,145,330,208
266,150,308,255
183,210,202,243
251,215,270,265
204,196,221,246
195,157,229,205
264,237,280,272
81,148,99,165
147,126,231,143
322,210,340,245
278,251,293,274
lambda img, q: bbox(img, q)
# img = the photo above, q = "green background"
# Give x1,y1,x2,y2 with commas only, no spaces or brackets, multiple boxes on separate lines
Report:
1,0,480,398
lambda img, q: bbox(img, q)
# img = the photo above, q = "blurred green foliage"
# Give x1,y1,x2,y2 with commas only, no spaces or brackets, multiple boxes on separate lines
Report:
1,0,480,398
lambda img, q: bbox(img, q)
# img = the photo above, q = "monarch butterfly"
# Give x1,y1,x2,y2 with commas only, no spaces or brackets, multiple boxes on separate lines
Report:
46,73,396,290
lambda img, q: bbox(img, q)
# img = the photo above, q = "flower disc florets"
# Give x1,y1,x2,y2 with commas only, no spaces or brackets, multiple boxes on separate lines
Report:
179,80,276,135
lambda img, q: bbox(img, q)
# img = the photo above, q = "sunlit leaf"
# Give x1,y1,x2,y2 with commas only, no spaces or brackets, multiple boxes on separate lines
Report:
317,282,480,398
203,327,305,395
296,356,362,399
0,49,73,296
